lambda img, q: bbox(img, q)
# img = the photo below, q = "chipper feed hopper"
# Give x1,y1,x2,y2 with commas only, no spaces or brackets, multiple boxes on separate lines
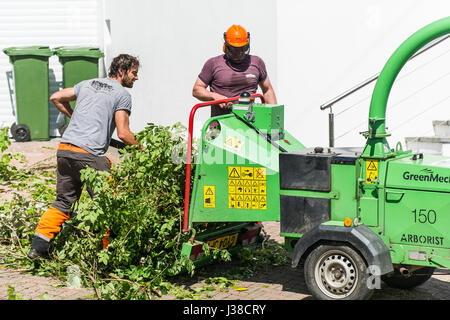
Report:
181,17,450,300
181,93,305,261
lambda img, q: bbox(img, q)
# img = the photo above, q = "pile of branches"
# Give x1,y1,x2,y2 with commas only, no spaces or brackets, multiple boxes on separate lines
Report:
1,123,201,299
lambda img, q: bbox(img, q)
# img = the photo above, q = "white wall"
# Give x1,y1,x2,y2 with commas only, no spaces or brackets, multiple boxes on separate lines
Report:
104,0,450,149
0,0,102,136
277,0,450,149
4,1,449,149
102,0,277,138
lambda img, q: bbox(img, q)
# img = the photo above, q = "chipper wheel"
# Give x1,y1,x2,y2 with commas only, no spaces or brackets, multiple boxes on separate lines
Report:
381,266,435,289
304,244,374,300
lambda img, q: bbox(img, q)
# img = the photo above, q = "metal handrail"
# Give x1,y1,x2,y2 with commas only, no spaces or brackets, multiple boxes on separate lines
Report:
320,33,450,147
320,34,450,111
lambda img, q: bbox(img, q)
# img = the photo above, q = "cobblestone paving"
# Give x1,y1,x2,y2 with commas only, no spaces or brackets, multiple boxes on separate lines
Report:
1,220,449,301
0,267,94,300
156,221,450,301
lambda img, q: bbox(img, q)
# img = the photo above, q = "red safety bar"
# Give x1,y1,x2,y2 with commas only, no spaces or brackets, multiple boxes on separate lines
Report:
183,94,265,232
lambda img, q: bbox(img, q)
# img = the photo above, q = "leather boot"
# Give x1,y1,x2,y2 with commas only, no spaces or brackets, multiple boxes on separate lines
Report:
27,236,51,260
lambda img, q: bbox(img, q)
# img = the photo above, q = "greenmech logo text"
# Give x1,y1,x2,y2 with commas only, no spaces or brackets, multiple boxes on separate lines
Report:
403,168,450,184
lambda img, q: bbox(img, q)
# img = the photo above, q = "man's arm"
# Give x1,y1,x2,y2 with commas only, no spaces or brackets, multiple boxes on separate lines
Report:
192,77,229,108
50,88,76,118
115,110,141,147
258,76,277,104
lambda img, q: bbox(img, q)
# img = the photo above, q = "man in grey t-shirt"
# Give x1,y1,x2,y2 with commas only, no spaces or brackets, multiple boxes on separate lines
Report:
28,54,141,259
61,77,133,156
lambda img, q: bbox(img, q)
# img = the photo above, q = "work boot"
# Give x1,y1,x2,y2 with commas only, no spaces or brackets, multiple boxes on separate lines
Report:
27,236,51,260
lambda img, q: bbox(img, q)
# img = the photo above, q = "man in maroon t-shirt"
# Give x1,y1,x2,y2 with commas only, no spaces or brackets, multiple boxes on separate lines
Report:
192,25,277,117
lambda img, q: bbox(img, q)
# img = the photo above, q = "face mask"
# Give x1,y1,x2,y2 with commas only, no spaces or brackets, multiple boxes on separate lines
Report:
225,43,250,64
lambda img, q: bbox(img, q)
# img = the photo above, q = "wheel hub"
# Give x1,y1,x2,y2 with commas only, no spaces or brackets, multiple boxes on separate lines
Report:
316,252,358,299
16,128,27,139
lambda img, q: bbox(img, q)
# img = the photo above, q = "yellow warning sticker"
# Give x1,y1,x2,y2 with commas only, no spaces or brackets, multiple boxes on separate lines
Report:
228,180,236,194
242,167,254,179
228,167,241,179
365,159,378,184
254,167,266,180
228,166,267,210
204,185,215,208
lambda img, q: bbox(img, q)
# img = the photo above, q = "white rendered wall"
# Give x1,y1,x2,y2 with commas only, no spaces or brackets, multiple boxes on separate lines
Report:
102,0,277,139
104,0,450,148
2,1,450,149
277,1,450,149
0,0,102,136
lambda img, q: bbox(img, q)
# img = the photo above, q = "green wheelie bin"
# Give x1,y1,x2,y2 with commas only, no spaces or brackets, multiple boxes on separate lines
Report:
3,46,54,141
54,46,104,126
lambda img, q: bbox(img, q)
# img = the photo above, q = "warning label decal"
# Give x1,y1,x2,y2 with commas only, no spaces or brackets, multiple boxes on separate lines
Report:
224,136,244,152
228,166,267,210
365,159,378,184
203,185,215,208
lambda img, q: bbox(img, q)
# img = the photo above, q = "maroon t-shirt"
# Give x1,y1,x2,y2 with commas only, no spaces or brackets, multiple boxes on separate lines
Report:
198,54,268,117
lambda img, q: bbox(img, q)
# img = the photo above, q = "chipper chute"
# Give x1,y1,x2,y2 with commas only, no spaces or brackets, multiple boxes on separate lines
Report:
181,93,305,264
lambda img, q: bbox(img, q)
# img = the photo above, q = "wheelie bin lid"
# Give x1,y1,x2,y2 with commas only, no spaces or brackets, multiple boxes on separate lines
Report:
54,46,104,59
2,46,54,57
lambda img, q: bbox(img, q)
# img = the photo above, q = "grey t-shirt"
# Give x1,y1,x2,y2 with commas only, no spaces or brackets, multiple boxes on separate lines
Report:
61,78,132,156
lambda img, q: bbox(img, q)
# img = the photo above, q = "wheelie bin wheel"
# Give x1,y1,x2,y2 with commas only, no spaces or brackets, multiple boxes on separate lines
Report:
381,266,435,289
304,244,374,300
10,122,17,134
11,123,31,142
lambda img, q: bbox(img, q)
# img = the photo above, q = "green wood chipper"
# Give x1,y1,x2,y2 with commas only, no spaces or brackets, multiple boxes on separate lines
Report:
180,17,450,300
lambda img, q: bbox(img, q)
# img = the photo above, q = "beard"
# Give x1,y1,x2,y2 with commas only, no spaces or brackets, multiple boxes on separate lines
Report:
122,74,135,88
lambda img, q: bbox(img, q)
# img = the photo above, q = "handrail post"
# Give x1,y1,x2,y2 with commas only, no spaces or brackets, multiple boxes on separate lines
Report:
328,106,334,147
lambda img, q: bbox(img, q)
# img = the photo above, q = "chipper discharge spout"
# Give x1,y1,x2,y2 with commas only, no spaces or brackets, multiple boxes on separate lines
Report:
281,16,450,300
181,93,305,264
357,15,450,270
362,16,450,159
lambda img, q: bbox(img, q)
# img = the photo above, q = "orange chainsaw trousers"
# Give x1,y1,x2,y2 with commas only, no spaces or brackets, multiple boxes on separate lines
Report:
34,206,70,241
33,146,112,241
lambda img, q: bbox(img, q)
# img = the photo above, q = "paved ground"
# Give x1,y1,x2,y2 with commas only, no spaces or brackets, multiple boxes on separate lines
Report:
0,267,95,300
0,140,449,300
1,220,449,300
159,221,450,301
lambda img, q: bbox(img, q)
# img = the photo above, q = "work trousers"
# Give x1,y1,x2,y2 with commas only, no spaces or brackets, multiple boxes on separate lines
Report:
34,148,111,241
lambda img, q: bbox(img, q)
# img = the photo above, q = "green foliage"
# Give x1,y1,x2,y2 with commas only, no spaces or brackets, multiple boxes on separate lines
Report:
7,285,23,300
231,241,289,279
49,122,196,299
6,285,53,300
0,127,19,181
0,164,56,257
0,122,242,300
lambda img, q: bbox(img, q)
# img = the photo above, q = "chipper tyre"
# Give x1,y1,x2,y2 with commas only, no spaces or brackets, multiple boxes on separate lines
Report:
304,244,374,300
381,266,435,289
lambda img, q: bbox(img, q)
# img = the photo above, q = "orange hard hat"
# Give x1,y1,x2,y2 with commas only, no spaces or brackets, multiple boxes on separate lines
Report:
224,25,249,47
